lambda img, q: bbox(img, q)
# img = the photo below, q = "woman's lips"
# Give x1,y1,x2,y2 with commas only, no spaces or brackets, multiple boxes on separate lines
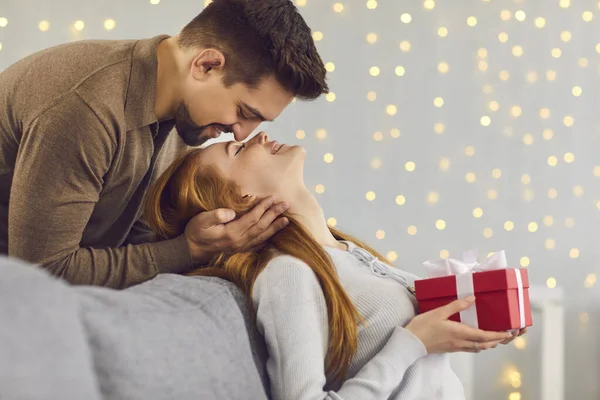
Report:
270,141,285,154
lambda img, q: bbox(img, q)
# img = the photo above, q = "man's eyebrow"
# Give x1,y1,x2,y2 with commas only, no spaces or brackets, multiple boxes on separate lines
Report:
242,102,271,122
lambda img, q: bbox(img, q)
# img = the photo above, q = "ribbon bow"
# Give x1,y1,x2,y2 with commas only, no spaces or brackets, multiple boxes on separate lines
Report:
422,250,525,331
423,250,508,278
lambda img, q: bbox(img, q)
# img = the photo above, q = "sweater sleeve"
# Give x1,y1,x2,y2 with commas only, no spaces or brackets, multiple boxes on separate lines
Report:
252,256,427,400
8,93,192,288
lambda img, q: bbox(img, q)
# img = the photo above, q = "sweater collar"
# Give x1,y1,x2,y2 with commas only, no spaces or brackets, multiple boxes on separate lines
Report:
124,34,170,131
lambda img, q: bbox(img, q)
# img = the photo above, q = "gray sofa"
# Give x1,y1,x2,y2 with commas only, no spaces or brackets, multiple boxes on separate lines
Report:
0,256,270,400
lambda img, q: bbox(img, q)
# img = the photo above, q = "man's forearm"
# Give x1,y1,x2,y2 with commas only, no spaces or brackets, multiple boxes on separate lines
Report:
33,235,193,289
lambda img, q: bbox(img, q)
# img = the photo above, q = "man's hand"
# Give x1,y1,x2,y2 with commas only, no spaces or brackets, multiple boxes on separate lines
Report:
183,196,289,265
405,296,513,354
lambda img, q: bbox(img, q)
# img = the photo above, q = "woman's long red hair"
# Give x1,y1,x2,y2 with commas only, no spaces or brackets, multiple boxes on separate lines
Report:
144,148,389,382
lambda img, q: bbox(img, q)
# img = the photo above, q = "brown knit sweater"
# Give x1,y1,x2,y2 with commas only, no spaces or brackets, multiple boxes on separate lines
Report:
0,35,194,288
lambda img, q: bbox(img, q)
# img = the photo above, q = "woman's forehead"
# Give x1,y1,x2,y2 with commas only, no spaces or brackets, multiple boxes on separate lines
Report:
191,141,231,167
200,136,237,149
204,139,236,153
203,141,228,157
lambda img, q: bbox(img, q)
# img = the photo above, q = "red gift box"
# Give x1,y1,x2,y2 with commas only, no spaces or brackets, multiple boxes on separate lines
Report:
414,268,533,331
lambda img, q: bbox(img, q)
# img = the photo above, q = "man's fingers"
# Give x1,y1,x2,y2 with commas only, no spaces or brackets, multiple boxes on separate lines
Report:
239,197,277,227
240,201,288,236
226,198,287,234
244,217,289,250
217,198,288,251
194,208,236,228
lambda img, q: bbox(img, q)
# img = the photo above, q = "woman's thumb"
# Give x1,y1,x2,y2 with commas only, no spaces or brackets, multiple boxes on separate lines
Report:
439,296,476,318
462,295,476,303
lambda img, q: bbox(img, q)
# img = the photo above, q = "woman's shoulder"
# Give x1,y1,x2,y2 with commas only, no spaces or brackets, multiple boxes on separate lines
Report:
252,254,322,300
259,254,316,281
252,255,323,306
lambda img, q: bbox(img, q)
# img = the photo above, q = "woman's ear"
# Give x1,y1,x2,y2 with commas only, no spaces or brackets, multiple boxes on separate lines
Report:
242,194,256,201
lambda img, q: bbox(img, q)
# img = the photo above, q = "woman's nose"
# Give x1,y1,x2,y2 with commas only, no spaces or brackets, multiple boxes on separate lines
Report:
254,131,269,144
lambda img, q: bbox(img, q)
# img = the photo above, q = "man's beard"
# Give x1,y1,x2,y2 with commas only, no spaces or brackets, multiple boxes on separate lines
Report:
174,102,228,147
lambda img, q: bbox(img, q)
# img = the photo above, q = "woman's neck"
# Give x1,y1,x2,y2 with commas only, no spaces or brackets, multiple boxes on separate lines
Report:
284,187,347,251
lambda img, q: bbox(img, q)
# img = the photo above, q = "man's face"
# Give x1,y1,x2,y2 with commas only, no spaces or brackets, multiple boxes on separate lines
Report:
176,67,294,147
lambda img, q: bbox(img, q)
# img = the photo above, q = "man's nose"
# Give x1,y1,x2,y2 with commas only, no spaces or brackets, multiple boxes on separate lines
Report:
232,120,262,142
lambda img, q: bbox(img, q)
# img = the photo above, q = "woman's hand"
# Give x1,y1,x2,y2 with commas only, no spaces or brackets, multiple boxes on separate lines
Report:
184,196,289,265
501,328,528,345
405,296,514,354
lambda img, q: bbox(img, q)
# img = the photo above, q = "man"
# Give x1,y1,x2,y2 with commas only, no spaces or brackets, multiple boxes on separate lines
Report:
0,0,328,288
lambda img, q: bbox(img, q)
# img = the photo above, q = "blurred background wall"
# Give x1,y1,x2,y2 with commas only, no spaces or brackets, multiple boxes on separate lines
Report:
1,0,598,399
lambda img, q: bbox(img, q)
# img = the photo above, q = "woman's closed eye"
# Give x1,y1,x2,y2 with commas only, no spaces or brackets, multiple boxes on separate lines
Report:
235,143,245,156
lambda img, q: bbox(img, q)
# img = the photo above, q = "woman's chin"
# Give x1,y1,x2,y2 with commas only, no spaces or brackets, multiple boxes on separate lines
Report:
273,146,305,183
275,145,306,162
292,146,307,165
289,145,307,159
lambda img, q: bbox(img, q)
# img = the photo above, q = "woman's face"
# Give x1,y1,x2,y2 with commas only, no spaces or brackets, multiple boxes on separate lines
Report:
196,132,307,199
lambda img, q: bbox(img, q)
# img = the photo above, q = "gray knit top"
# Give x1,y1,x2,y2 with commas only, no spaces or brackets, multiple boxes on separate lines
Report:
251,241,465,400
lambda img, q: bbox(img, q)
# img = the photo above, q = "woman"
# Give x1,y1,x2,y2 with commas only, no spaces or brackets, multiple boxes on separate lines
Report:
145,132,524,400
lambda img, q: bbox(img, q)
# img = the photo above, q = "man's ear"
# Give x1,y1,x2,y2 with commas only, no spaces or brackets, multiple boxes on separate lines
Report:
190,49,225,81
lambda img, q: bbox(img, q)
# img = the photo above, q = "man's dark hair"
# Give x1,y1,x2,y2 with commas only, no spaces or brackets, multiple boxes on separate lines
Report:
178,0,328,100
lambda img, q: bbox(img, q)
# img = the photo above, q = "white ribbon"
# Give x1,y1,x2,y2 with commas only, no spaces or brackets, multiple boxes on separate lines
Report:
455,272,479,329
514,268,526,329
423,250,526,330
